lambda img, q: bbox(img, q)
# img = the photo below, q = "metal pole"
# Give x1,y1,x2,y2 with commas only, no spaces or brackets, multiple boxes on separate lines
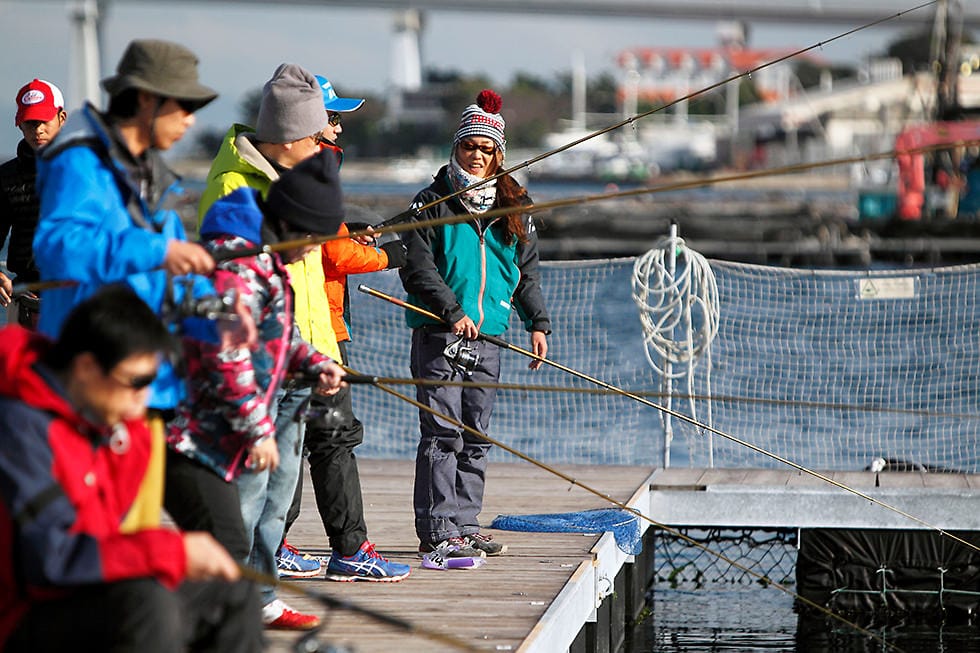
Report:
68,0,103,109
663,222,678,468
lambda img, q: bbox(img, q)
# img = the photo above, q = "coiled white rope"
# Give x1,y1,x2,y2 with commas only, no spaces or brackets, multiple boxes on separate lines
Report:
631,231,720,465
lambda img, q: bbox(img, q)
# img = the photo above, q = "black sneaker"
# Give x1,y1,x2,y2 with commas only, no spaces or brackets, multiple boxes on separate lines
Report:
418,536,486,559
464,532,507,556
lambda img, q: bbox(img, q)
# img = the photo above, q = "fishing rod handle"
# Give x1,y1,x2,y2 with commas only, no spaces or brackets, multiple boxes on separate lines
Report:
373,207,420,230
343,373,379,385
476,333,509,348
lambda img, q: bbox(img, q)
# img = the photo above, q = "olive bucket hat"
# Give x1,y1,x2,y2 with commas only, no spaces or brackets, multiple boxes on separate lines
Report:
100,39,218,109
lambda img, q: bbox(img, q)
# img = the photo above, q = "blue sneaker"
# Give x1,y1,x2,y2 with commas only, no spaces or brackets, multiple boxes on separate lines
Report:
276,540,323,579
325,540,412,582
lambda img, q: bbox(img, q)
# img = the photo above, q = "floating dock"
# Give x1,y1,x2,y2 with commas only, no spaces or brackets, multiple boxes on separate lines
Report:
267,460,656,653
266,463,980,652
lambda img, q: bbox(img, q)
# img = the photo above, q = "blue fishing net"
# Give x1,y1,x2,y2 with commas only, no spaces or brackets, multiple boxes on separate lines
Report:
490,508,642,555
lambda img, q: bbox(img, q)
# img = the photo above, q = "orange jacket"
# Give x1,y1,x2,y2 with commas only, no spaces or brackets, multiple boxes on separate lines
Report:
321,223,390,342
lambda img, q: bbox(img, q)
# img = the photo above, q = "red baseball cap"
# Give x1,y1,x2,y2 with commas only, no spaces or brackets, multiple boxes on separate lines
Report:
15,79,65,127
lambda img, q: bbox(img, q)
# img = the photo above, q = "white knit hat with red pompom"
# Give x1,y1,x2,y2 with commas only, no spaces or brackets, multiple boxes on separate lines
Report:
453,89,506,154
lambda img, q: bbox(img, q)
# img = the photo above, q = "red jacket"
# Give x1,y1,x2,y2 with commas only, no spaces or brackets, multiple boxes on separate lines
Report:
321,223,390,342
0,326,186,647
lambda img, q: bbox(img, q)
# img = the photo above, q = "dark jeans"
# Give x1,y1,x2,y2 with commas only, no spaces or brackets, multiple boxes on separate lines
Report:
285,341,368,557
163,450,250,561
410,329,500,544
4,577,263,653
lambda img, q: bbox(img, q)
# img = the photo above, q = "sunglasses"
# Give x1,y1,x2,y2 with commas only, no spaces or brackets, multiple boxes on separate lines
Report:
327,112,342,127
110,369,158,390
176,99,204,114
459,140,496,155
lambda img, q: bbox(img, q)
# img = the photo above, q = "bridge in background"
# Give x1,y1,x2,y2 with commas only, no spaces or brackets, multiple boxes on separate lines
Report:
49,0,967,110
91,0,980,25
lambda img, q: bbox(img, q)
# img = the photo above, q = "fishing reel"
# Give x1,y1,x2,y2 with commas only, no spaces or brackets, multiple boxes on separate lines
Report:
293,626,352,653
292,395,345,429
444,336,480,376
177,281,240,321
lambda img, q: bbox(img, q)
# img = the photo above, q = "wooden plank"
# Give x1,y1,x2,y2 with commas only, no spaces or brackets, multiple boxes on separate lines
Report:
266,460,654,653
649,467,707,489
695,468,751,485
830,471,879,489
739,469,792,487
921,473,972,489
785,469,830,487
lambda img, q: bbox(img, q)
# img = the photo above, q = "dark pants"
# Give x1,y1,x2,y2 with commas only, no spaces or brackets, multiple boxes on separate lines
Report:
164,450,250,562
285,341,368,557
410,329,500,544
4,577,263,653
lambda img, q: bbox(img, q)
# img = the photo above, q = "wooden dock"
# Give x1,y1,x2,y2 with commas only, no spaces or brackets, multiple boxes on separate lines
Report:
266,459,656,653
263,463,980,652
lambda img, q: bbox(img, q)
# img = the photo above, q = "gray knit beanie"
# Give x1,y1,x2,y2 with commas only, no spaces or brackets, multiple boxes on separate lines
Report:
255,63,328,144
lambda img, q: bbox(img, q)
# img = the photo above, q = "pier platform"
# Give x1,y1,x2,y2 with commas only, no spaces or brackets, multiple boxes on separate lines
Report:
266,464,980,652
267,460,656,653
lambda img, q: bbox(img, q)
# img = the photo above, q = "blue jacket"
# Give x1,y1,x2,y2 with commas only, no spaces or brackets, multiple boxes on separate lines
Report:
33,103,214,410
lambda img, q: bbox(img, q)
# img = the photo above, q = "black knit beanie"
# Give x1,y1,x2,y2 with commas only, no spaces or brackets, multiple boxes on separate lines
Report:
264,149,345,237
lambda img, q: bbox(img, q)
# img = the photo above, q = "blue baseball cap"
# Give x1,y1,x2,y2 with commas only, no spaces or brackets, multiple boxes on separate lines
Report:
315,75,364,112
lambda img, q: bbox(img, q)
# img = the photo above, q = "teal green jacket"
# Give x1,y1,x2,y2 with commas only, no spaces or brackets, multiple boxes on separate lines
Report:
399,166,551,337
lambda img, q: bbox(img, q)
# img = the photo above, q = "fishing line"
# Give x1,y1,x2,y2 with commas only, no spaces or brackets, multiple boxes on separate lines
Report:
340,375,980,422
10,3,947,295
13,137,975,298
358,285,980,559
345,368,903,652
398,1,939,219
234,564,480,652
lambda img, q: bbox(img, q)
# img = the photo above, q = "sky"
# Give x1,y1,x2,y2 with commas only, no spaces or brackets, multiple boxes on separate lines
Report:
0,0,923,159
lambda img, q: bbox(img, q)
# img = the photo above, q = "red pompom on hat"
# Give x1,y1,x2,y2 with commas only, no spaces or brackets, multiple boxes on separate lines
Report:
454,89,506,154
476,89,502,114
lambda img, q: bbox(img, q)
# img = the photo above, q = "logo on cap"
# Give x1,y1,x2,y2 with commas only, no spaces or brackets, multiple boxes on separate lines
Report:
20,89,46,106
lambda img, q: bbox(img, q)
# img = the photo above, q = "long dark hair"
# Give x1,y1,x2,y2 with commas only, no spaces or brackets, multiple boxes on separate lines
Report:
489,150,530,245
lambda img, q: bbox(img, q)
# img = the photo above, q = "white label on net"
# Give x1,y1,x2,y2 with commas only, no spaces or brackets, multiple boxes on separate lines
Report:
857,277,916,300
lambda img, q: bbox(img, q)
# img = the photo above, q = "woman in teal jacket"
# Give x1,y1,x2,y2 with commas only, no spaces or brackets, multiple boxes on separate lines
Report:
399,90,551,559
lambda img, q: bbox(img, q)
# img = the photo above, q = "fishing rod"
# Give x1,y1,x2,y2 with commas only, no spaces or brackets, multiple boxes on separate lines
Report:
343,368,903,652
13,135,975,299
235,564,480,652
394,1,939,220
357,284,980,558
9,3,947,299
336,375,980,423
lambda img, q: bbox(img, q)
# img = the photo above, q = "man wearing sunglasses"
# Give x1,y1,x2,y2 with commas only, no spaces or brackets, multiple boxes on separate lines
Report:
275,75,409,584
32,39,225,428
0,285,262,653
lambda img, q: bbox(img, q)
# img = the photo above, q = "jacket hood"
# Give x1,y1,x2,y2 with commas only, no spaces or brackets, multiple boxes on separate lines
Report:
199,185,264,244
208,123,278,184
0,325,74,421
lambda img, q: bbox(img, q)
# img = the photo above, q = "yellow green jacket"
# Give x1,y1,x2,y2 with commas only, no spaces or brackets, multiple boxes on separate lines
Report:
199,124,340,360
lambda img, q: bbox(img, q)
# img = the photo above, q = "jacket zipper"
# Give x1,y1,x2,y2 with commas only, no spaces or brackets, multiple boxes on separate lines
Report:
475,217,501,332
